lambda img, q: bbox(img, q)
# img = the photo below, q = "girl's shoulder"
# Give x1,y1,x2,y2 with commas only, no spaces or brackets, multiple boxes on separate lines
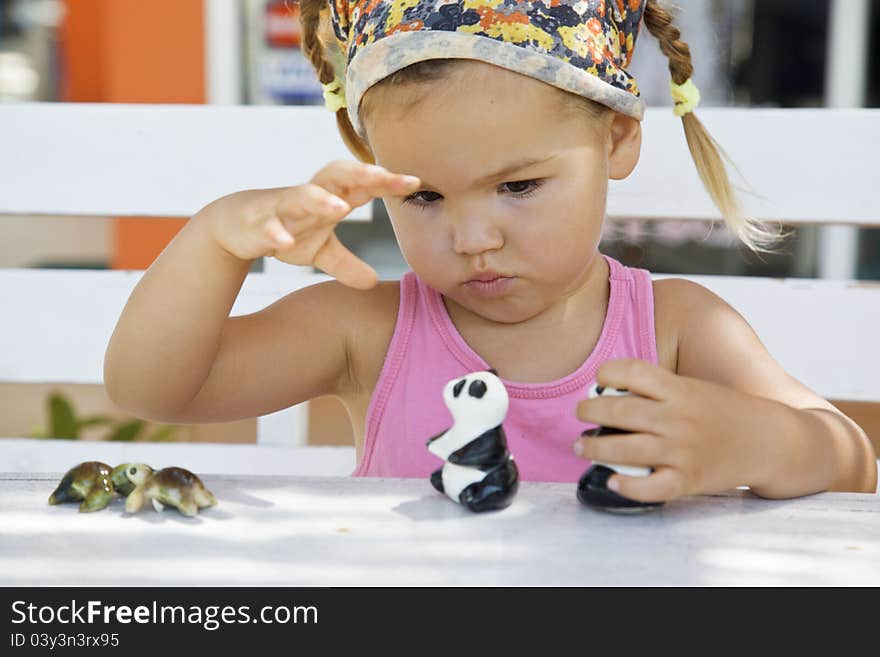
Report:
651,276,764,377
651,277,720,374
650,275,837,413
337,278,402,395
348,278,401,339
334,277,400,323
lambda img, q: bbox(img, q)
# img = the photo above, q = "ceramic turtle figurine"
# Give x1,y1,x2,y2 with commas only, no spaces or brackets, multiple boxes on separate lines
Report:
110,462,146,497
119,464,217,517
48,461,115,512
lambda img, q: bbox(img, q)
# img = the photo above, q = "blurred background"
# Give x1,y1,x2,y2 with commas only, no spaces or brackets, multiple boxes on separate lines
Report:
1,0,878,446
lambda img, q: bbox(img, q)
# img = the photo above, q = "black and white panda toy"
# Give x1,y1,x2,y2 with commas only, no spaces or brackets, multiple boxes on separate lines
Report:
577,383,664,513
426,369,519,512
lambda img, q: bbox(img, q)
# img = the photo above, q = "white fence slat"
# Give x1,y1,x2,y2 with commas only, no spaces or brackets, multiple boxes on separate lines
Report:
2,268,878,402
816,0,872,281
818,224,860,280
826,0,870,108
257,405,310,447
0,438,355,476
2,103,879,456
205,0,244,106
0,268,328,446
1,104,878,225
655,274,880,402
0,103,370,219
0,268,329,384
609,108,880,225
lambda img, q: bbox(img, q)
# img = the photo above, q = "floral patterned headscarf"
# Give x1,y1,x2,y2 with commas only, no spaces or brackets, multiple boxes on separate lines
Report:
327,0,648,137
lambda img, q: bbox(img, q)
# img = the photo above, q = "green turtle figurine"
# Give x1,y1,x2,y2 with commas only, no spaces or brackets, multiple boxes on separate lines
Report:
120,464,217,517
48,461,115,512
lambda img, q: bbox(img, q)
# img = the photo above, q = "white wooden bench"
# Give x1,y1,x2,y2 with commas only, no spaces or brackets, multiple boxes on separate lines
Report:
1,103,878,477
0,104,363,472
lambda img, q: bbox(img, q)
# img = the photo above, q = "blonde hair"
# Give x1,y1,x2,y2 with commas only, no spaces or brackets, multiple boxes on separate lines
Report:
643,0,782,252
299,0,782,252
299,0,374,163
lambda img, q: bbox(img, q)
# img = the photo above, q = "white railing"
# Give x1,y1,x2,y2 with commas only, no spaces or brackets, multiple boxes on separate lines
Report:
1,103,878,467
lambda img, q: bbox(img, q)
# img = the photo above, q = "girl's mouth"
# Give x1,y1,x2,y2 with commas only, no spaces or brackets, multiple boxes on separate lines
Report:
463,276,515,299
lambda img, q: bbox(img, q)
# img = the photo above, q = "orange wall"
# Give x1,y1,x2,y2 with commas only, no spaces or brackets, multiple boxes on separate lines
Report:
61,0,205,269
59,0,107,101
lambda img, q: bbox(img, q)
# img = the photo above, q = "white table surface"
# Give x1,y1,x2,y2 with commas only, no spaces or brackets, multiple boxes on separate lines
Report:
2,472,878,586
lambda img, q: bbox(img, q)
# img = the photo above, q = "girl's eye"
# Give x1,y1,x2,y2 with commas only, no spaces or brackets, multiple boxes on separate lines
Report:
401,179,544,209
402,190,443,207
501,179,543,196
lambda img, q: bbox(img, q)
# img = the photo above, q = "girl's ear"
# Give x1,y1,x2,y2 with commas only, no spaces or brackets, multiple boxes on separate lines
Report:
607,113,642,180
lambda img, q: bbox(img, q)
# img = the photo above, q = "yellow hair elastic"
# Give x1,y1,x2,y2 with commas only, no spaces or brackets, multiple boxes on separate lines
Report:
670,78,700,117
322,76,347,112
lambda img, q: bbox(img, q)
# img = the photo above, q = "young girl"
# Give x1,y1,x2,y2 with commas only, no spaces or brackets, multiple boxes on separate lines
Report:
104,0,876,500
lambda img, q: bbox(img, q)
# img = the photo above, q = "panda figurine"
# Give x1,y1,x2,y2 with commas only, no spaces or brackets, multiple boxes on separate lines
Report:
426,369,519,512
577,383,664,514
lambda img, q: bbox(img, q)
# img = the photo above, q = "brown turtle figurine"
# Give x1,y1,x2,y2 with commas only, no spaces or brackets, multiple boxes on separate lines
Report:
119,464,217,517
110,462,147,497
48,461,115,512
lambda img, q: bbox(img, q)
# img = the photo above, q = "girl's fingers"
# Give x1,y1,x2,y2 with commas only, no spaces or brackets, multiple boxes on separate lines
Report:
264,161,418,282
594,359,682,402
573,433,674,468
312,232,378,290
263,216,295,249
274,163,420,234
576,394,666,435
275,183,352,228
310,160,421,207
607,466,686,503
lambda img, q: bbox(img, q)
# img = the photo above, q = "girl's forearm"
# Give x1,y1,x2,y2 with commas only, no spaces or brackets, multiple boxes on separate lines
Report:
104,210,252,419
749,405,877,498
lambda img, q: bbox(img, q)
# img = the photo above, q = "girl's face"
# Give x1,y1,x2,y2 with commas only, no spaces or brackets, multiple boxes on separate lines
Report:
363,61,640,324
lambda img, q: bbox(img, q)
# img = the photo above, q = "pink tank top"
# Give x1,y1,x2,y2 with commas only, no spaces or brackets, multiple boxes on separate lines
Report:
352,254,658,482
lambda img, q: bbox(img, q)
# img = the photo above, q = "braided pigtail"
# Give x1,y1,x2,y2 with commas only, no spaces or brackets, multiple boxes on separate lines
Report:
298,0,374,163
643,0,781,252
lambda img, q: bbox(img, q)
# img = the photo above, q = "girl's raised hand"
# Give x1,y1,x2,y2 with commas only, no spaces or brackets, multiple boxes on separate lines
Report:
572,359,786,502
205,160,420,289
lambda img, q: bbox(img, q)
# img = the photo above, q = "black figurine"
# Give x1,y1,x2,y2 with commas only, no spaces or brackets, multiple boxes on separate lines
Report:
427,370,519,512
577,383,664,514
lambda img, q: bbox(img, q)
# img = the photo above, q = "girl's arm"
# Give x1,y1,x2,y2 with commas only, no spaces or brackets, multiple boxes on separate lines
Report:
104,207,254,420
574,279,877,500
104,162,420,423
668,279,876,497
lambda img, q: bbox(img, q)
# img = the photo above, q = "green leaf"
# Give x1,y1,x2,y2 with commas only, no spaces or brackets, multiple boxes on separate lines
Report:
77,415,114,429
107,419,146,442
145,425,178,442
48,393,79,439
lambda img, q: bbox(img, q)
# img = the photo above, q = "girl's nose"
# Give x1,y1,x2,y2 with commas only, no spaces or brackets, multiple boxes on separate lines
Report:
451,215,504,256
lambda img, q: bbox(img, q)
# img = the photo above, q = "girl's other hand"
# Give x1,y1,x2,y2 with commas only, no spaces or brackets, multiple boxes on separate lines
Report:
573,359,786,502
202,161,420,289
